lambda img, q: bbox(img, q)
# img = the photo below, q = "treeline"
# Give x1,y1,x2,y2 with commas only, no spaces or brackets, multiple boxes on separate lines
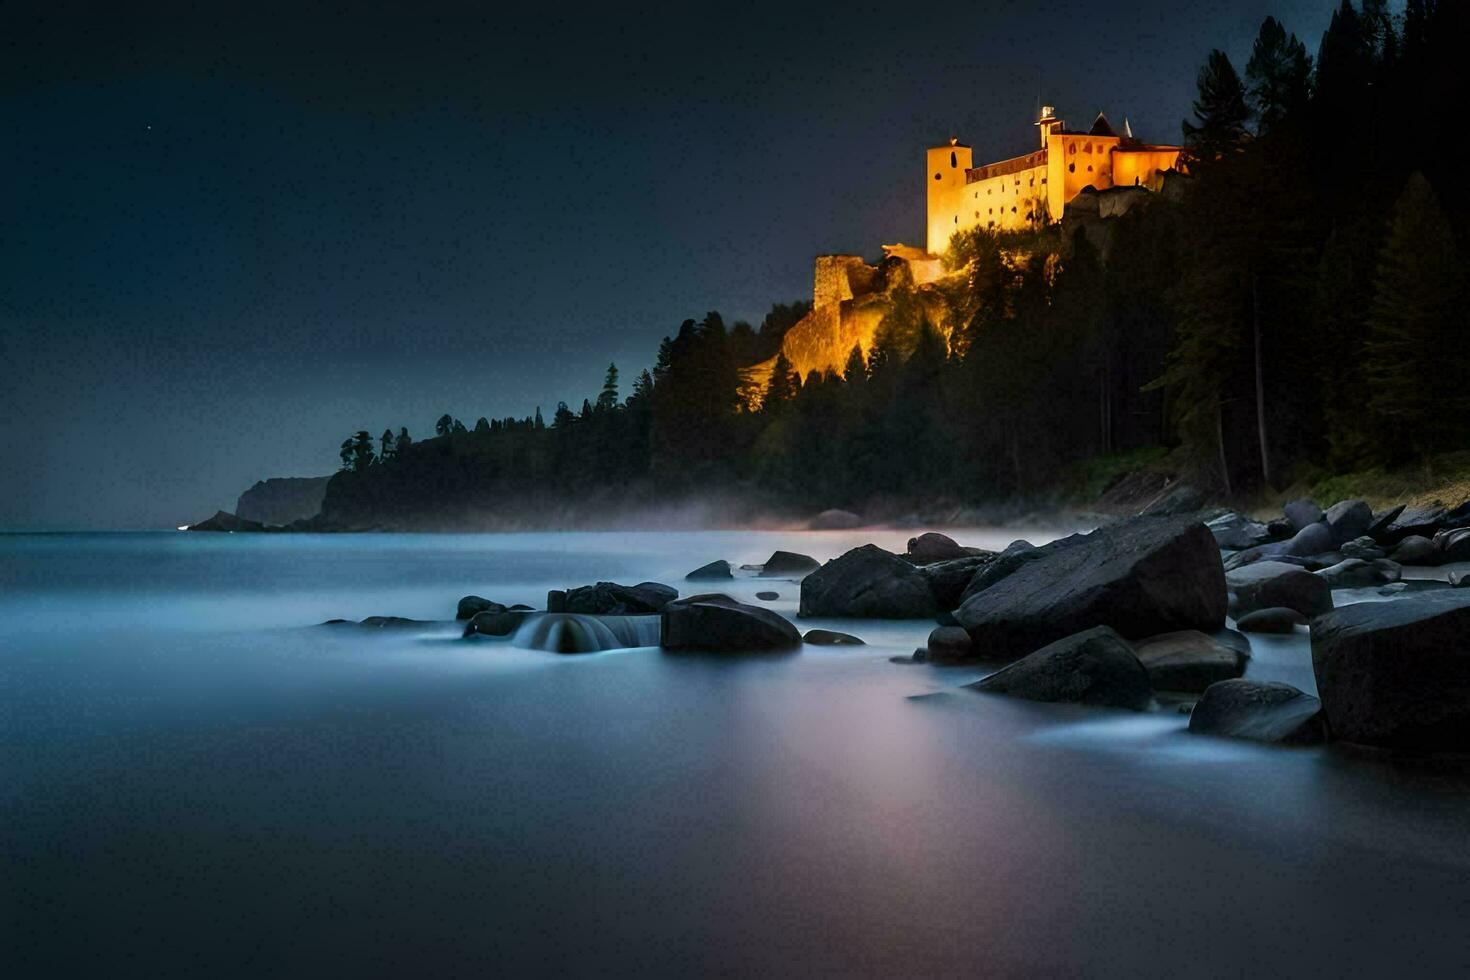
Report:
326,0,1470,524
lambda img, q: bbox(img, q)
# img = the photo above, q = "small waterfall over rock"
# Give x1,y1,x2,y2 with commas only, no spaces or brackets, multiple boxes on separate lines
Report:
513,613,661,653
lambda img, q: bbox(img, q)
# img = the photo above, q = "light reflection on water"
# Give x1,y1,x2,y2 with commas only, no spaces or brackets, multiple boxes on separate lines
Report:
4,531,1470,976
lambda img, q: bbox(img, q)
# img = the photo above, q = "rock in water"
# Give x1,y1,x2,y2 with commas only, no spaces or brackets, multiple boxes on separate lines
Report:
1188,680,1324,744
952,517,1226,662
966,626,1152,710
802,629,865,645
1284,499,1324,531
562,581,677,615
756,591,779,600
926,626,973,662
799,544,940,619
905,532,967,564
1226,561,1333,618
1436,527,1470,563
956,539,1055,606
685,560,733,581
1131,630,1248,693
1235,607,1307,633
1312,591,1470,752
1325,499,1374,545
463,608,530,637
759,551,821,577
457,595,503,620
661,594,802,651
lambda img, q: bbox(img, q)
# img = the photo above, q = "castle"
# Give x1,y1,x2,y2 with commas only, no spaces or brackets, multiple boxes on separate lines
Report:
756,105,1181,388
926,105,1180,252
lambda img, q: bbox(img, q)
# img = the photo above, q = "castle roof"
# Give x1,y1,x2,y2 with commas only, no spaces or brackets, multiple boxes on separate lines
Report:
1088,112,1117,137
966,148,1047,182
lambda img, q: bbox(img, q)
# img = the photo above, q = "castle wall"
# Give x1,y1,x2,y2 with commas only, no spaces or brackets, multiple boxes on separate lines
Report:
926,144,973,254
1111,147,1180,190
958,162,1050,233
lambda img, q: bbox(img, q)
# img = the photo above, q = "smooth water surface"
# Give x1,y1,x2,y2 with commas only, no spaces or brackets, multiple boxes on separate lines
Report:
4,531,1470,976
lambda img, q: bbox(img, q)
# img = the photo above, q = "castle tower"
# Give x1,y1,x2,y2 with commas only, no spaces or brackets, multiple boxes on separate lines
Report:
925,137,972,255
1036,105,1062,148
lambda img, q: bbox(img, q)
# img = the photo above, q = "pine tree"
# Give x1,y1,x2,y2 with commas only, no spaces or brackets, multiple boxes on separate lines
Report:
1182,50,1251,168
435,413,453,437
474,417,490,432
843,344,867,384
553,401,575,427
396,427,412,454
597,362,619,411
534,406,545,430
1246,17,1312,132
1362,173,1468,461
380,428,395,459
763,351,798,410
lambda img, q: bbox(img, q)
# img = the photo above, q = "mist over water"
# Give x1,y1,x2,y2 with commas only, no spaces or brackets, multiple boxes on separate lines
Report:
5,531,1470,975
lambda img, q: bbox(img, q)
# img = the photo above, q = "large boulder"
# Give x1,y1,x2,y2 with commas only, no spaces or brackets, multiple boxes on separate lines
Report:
562,581,677,615
799,544,941,618
1282,521,1335,557
1139,483,1204,517
966,626,1152,710
803,628,865,645
1207,512,1271,550
952,517,1227,662
905,531,968,564
1316,558,1398,590
1383,505,1449,544
1325,499,1374,545
1283,499,1324,532
760,551,821,577
1391,535,1438,566
1364,503,1407,543
661,594,802,652
685,560,733,581
1311,590,1470,751
1132,630,1248,693
1187,680,1324,745
1340,536,1386,560
920,555,994,609
956,538,1060,606
1226,561,1333,617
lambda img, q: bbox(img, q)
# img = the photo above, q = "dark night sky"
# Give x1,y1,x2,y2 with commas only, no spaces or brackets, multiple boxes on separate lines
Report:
1,0,1334,529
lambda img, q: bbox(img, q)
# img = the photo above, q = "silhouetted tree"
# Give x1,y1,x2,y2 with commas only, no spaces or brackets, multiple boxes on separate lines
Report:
1182,50,1251,169
435,414,453,437
597,363,619,411
1246,17,1312,131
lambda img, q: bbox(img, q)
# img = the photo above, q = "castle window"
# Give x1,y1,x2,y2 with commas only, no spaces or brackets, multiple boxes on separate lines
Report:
1068,163,1075,173
1011,206,1017,213
1084,142,1092,154
1041,177,1047,184
934,172,942,181
950,151,957,168
1069,143,1076,154
954,216,958,223
1087,165,1093,172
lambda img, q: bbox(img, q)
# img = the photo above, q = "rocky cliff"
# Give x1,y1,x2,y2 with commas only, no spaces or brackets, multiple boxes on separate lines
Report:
236,476,332,525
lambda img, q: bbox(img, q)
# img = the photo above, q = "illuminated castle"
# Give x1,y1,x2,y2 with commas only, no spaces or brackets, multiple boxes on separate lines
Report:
753,105,1181,391
926,105,1180,253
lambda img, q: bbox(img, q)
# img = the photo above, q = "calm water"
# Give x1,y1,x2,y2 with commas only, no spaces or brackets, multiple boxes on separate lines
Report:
4,530,1470,977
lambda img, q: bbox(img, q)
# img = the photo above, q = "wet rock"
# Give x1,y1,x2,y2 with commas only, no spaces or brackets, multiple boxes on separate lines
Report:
1450,572,1470,589
957,538,1060,606
920,555,994,609
798,544,940,619
457,595,503,620
661,593,802,652
1340,536,1386,560
926,625,973,662
1379,582,1410,595
1284,499,1324,531
1187,680,1324,745
1435,527,1470,563
1316,558,1396,589
952,517,1226,662
1266,518,1295,541
1207,512,1271,550
1384,505,1451,545
1132,630,1249,693
756,591,779,600
803,629,865,645
1235,607,1307,633
1312,591,1470,751
1391,535,1438,566
1325,499,1374,545
759,551,821,577
563,581,677,615
1226,560,1333,617
1365,503,1407,542
546,589,567,613
463,608,530,637
358,616,426,629
810,509,863,530
965,626,1152,711
685,560,733,581
905,531,968,564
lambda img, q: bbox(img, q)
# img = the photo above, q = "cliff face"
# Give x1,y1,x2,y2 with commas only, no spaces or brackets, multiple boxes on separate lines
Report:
236,476,332,525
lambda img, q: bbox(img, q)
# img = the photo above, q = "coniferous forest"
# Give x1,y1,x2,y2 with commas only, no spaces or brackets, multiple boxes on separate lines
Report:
323,1,1470,529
